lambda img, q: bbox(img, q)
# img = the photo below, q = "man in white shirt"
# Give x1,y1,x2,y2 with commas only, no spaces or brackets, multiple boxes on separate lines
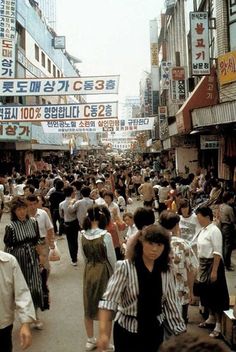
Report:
69,186,94,229
27,194,55,272
0,250,35,352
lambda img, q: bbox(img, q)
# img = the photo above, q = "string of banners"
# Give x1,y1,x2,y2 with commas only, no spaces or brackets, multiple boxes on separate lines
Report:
41,117,155,134
0,102,118,121
0,75,119,96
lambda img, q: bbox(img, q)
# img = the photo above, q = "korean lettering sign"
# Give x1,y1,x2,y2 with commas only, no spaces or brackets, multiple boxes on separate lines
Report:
158,106,169,140
170,67,187,103
0,76,120,96
0,0,16,78
41,120,105,134
0,122,31,141
218,50,236,85
160,61,172,90
190,12,210,75
0,102,118,121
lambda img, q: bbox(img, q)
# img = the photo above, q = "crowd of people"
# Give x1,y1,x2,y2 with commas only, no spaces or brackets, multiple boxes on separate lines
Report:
0,158,235,352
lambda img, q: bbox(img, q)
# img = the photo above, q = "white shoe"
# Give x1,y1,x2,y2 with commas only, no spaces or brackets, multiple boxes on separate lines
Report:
71,261,78,266
85,337,97,351
31,320,44,330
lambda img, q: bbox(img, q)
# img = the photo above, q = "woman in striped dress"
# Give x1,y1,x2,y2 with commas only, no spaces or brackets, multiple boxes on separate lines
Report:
98,224,186,352
4,197,44,313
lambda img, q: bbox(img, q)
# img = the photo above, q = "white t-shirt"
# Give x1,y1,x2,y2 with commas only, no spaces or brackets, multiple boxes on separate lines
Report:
33,208,53,238
179,213,201,243
197,223,223,259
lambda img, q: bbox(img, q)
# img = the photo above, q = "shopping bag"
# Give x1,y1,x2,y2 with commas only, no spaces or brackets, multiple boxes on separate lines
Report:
49,243,61,261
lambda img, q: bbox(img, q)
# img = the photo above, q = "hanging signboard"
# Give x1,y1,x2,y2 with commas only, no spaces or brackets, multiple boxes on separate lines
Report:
0,75,120,96
218,50,236,86
42,120,111,133
160,61,172,90
158,106,169,140
190,12,210,75
0,102,118,121
0,0,16,78
200,135,219,150
0,122,31,141
41,117,155,134
170,67,187,103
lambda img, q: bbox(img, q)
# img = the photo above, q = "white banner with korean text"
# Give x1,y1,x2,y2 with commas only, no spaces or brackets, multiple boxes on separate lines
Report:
190,12,210,75
0,75,120,96
170,67,187,104
0,102,118,121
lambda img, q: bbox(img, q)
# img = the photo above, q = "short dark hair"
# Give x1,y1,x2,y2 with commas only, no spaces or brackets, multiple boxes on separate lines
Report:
26,194,38,203
55,179,64,190
10,196,28,221
64,186,74,198
103,191,114,201
178,198,192,216
83,205,107,230
24,185,35,194
81,186,91,198
195,206,213,221
159,211,180,230
222,191,234,203
133,224,171,272
160,332,230,352
144,176,150,182
99,205,111,224
133,207,155,230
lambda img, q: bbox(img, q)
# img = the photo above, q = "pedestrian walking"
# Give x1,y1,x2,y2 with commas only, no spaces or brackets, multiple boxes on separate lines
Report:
81,205,116,351
0,250,35,352
98,224,186,352
4,196,46,328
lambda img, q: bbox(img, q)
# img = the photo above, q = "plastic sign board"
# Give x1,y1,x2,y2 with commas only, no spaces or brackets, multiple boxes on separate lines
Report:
0,102,118,121
170,67,187,103
0,75,120,96
218,51,236,85
0,122,31,141
190,12,210,75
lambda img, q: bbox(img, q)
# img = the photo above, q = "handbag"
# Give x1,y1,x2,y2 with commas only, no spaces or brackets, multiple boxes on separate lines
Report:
49,243,61,261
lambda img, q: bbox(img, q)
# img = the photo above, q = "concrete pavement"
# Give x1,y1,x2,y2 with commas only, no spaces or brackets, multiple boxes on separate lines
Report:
0,202,235,352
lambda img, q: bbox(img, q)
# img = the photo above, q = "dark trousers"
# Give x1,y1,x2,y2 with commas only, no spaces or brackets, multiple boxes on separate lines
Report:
221,224,234,269
113,321,163,352
51,209,63,236
182,304,189,324
0,325,13,352
65,220,79,263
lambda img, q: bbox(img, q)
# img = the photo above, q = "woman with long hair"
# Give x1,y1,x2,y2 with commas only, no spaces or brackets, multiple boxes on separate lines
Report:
81,205,116,351
98,224,185,352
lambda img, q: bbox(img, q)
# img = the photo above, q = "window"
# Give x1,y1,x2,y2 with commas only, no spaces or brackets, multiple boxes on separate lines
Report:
35,44,39,61
16,22,26,50
48,58,51,73
42,98,46,104
57,69,60,77
41,52,45,67
53,64,56,77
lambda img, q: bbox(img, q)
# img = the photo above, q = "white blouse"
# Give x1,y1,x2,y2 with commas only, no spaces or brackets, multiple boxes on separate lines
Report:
197,223,223,259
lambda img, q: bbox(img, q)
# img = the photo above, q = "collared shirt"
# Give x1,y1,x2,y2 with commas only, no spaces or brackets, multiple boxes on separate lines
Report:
0,251,36,329
197,223,223,259
59,197,77,223
99,260,186,334
108,202,120,219
219,203,236,225
33,208,53,239
171,236,199,305
69,197,94,227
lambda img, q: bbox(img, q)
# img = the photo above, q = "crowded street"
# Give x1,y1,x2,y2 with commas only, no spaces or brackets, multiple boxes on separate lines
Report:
1,0,236,351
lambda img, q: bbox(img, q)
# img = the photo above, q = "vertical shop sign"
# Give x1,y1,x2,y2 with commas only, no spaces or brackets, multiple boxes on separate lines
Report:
190,12,210,75
160,61,172,91
170,67,187,103
158,106,169,140
0,0,16,78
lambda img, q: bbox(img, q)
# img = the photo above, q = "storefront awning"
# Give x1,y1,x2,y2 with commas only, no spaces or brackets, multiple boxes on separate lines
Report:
176,67,219,134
